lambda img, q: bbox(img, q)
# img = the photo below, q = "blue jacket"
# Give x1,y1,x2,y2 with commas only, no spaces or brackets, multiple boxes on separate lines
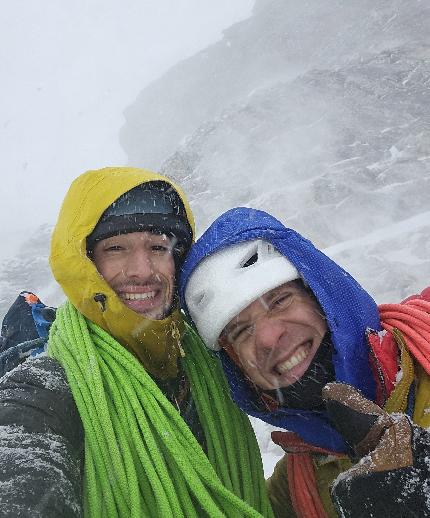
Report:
180,208,381,453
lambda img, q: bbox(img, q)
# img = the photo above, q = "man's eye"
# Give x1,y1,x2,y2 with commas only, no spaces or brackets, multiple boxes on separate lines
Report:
230,325,253,343
105,245,123,251
151,245,169,252
271,292,294,309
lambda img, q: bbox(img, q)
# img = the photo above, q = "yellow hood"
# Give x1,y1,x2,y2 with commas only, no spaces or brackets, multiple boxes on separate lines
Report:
50,167,195,379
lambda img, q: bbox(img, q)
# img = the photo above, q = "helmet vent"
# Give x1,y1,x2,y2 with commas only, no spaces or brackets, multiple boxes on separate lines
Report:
242,252,258,268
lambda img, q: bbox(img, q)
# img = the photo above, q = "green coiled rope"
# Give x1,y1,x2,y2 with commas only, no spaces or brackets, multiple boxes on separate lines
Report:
48,302,274,518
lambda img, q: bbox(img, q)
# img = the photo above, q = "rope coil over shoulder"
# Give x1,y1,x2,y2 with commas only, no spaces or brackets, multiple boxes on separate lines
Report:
48,302,273,518
379,289,430,375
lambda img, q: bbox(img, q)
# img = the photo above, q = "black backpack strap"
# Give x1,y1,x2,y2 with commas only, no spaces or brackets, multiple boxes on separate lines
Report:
0,337,47,377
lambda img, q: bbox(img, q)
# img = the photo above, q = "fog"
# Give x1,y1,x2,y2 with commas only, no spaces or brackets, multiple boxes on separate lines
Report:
0,0,253,259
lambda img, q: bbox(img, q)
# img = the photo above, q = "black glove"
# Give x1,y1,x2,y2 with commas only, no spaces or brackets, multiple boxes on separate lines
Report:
322,382,430,518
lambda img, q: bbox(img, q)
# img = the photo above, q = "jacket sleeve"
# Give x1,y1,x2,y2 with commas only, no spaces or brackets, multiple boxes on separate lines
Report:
0,356,84,517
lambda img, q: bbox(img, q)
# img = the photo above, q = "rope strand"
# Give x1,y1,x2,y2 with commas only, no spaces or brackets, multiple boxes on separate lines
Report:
48,302,273,517
379,296,430,375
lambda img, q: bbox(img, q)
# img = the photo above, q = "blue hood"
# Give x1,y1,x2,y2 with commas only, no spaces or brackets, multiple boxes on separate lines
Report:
180,208,381,452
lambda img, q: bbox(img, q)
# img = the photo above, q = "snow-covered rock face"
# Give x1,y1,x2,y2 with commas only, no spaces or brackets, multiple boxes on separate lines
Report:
121,0,430,169
121,0,430,304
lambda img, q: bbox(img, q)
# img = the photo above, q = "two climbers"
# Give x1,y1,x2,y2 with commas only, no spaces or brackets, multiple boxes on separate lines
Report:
3,172,429,517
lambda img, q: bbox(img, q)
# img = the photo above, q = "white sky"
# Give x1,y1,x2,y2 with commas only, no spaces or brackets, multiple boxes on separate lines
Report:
0,0,254,259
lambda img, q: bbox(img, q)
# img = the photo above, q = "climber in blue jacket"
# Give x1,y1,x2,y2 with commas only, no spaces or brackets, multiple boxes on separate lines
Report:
179,207,430,518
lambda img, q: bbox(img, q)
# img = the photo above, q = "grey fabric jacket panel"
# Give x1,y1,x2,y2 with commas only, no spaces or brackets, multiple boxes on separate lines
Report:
0,356,84,517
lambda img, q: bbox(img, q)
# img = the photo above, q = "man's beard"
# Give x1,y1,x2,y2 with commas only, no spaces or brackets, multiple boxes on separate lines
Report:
267,332,335,410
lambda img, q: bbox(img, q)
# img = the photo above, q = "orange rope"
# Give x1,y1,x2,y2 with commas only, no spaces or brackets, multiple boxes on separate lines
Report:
379,291,430,375
287,453,329,518
272,431,332,518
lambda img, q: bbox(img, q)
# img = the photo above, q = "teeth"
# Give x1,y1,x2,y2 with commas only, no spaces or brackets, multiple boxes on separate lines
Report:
277,346,309,374
122,291,156,301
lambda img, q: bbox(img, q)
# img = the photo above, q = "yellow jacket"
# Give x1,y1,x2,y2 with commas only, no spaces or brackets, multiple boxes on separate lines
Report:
50,166,195,379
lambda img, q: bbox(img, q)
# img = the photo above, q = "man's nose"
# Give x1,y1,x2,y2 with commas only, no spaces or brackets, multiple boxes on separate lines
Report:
254,317,283,356
123,250,154,280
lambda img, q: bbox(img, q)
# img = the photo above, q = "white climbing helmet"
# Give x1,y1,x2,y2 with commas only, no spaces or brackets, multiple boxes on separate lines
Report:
185,239,299,350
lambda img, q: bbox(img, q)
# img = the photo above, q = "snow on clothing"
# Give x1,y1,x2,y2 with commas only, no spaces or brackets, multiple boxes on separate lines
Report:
0,169,273,518
321,381,430,518
0,357,83,517
179,207,430,517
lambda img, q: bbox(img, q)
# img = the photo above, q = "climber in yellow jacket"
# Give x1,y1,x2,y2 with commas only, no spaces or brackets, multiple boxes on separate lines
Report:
0,168,273,517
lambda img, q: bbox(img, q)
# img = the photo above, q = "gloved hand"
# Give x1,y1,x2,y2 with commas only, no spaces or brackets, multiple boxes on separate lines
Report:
322,382,430,518
322,382,413,469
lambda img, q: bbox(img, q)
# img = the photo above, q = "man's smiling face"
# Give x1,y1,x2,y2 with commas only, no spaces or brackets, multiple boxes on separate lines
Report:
92,231,176,320
221,281,327,390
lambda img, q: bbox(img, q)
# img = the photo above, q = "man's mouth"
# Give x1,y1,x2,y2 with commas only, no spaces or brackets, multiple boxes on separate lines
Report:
275,342,312,374
121,291,156,301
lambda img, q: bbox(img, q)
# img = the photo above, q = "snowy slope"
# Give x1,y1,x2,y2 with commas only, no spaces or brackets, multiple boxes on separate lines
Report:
158,45,430,302
121,0,430,169
120,0,430,305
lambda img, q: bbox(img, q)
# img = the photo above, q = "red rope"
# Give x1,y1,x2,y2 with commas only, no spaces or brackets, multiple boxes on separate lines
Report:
379,288,430,375
272,431,334,518
287,453,329,518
